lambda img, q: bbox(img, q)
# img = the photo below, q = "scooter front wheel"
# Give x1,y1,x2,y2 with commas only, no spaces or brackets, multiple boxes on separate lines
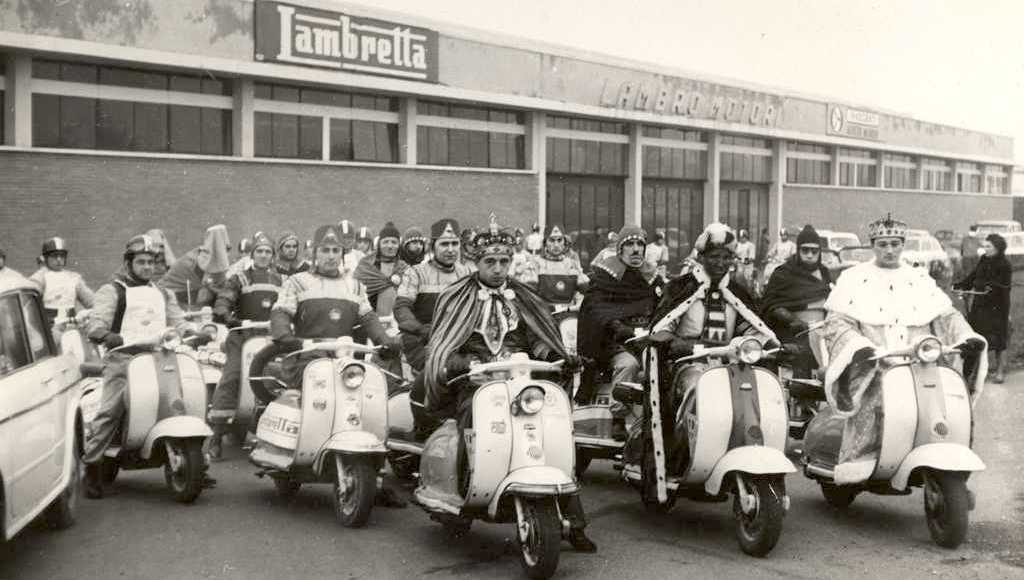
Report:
332,454,376,528
164,439,205,504
733,475,786,557
515,497,561,580
924,470,969,548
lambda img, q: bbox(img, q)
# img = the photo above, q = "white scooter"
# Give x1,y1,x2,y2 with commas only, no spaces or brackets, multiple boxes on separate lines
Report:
206,320,272,439
801,335,985,548
619,335,795,557
80,329,214,503
248,337,388,528
389,354,580,579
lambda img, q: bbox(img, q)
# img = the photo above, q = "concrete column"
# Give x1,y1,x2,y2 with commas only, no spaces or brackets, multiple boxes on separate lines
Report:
624,124,643,225
398,97,417,165
4,54,32,147
831,145,841,185
704,133,721,223
916,156,926,190
876,152,885,188
769,139,786,237
232,78,254,158
525,112,547,228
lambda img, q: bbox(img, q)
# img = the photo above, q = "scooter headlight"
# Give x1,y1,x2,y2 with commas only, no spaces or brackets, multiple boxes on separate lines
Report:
915,337,942,363
737,338,764,364
341,364,365,389
516,386,546,415
160,330,181,351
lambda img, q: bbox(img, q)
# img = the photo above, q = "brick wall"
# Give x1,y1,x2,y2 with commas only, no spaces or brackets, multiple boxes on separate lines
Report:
782,185,1013,240
0,151,538,286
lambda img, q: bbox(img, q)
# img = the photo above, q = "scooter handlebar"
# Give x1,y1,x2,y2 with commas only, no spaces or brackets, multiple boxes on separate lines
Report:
227,320,271,332
285,339,381,357
447,357,564,384
182,306,213,320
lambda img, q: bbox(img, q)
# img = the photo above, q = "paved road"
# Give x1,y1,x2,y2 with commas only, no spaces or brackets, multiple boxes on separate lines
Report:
1,376,1021,580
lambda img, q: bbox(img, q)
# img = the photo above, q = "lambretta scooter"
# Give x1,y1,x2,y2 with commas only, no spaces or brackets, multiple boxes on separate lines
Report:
775,305,828,445
183,307,227,403
248,337,388,528
80,329,214,503
208,320,272,440
801,335,985,548
53,309,100,365
619,335,794,557
389,354,579,579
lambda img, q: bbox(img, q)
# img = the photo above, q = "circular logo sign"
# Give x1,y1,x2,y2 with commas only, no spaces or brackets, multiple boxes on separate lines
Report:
262,298,272,309
555,281,566,291
328,308,342,321
830,106,844,133
390,274,403,287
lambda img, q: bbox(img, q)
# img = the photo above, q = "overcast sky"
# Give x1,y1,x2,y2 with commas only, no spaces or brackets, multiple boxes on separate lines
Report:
359,0,1024,168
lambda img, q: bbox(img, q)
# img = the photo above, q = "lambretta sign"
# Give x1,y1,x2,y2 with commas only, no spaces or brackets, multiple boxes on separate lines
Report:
255,1,439,82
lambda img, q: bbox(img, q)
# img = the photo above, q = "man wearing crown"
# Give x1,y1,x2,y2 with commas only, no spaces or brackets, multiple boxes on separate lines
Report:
816,214,986,484
515,224,590,305
393,218,475,372
421,214,595,553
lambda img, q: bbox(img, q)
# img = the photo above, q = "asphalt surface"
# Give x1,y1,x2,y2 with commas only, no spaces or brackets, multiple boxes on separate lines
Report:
1,376,1022,580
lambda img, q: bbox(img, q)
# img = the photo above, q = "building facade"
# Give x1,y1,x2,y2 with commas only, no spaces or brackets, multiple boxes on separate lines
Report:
0,0,1014,283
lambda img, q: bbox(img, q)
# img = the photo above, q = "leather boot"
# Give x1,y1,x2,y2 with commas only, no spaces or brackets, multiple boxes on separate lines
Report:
568,527,597,553
84,464,104,499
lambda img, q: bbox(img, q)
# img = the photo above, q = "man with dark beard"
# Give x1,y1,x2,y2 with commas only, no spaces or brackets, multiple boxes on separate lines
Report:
575,225,660,405
354,222,408,317
761,224,833,377
399,226,427,266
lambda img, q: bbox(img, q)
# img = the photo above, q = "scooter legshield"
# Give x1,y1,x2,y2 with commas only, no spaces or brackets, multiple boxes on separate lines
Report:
414,420,465,514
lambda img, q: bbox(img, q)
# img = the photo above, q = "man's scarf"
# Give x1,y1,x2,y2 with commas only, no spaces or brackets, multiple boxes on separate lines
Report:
578,259,659,363
424,273,567,399
651,266,774,338
760,257,833,315
353,254,408,297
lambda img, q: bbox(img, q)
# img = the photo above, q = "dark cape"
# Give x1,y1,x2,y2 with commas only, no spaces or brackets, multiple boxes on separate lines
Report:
759,257,833,315
353,254,409,297
956,255,1012,351
424,274,568,409
652,271,760,327
578,256,659,365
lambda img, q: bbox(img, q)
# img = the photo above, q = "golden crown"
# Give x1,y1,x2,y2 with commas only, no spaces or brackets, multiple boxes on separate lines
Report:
471,213,517,257
867,213,908,240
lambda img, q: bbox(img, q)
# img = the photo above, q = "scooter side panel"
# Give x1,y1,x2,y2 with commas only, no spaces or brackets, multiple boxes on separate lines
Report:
922,366,971,448
125,355,160,451
875,366,918,480
466,382,513,509
387,390,415,442
296,359,336,467
682,367,733,486
237,336,271,423
175,354,207,419
753,368,788,452
354,363,388,444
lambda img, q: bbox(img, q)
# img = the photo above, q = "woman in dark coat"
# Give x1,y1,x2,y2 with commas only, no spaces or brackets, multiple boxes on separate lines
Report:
955,233,1012,383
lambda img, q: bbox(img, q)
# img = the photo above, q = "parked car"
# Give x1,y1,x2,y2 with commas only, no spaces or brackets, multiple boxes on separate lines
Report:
933,230,965,278
0,272,84,541
973,220,1022,236
902,231,952,283
1001,232,1024,270
816,230,862,252
822,245,874,278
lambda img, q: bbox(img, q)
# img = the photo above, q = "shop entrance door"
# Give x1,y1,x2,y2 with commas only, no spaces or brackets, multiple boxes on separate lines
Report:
719,183,770,239
546,174,625,264
641,179,704,272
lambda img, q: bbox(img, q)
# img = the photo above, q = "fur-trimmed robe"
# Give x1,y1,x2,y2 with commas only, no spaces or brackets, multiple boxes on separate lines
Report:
651,265,776,341
819,260,986,483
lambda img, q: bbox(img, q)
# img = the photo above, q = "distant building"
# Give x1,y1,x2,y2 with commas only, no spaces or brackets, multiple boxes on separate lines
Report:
0,0,1014,280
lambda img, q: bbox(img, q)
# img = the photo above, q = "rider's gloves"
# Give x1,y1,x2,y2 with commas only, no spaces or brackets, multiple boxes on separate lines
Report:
417,323,433,339
274,335,303,351
763,337,782,352
789,319,809,334
958,337,986,353
224,316,241,329
851,346,876,365
101,332,124,349
609,321,634,344
666,338,696,359
444,355,477,380
378,336,402,358
781,342,804,357
184,330,214,348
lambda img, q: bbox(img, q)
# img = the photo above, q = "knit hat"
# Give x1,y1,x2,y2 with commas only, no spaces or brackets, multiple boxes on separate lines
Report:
277,230,300,251
430,218,460,243
251,231,275,255
694,222,737,254
616,225,647,252
402,226,426,244
796,225,821,248
379,222,401,242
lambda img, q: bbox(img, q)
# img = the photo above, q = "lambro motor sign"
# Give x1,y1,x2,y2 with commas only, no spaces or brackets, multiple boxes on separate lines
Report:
255,0,439,82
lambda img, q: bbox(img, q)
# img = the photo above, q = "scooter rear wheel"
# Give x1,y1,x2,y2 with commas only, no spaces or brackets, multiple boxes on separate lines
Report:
516,497,561,580
332,455,376,528
734,475,786,557
164,439,205,504
924,470,969,548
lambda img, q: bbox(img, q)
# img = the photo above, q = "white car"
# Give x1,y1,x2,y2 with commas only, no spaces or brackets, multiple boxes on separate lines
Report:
974,220,1022,236
0,272,84,540
902,231,952,280
816,230,862,252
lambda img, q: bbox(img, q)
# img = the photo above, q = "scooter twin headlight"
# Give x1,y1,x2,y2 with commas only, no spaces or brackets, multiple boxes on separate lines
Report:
340,364,365,389
737,338,764,364
516,386,546,415
915,337,943,363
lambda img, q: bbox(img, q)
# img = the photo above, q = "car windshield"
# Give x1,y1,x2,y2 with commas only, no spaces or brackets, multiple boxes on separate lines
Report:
903,239,922,251
839,248,875,263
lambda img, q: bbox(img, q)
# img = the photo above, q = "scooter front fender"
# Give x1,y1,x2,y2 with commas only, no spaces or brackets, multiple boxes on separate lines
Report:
890,443,985,490
486,466,579,518
141,416,213,459
705,445,796,495
314,431,386,471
